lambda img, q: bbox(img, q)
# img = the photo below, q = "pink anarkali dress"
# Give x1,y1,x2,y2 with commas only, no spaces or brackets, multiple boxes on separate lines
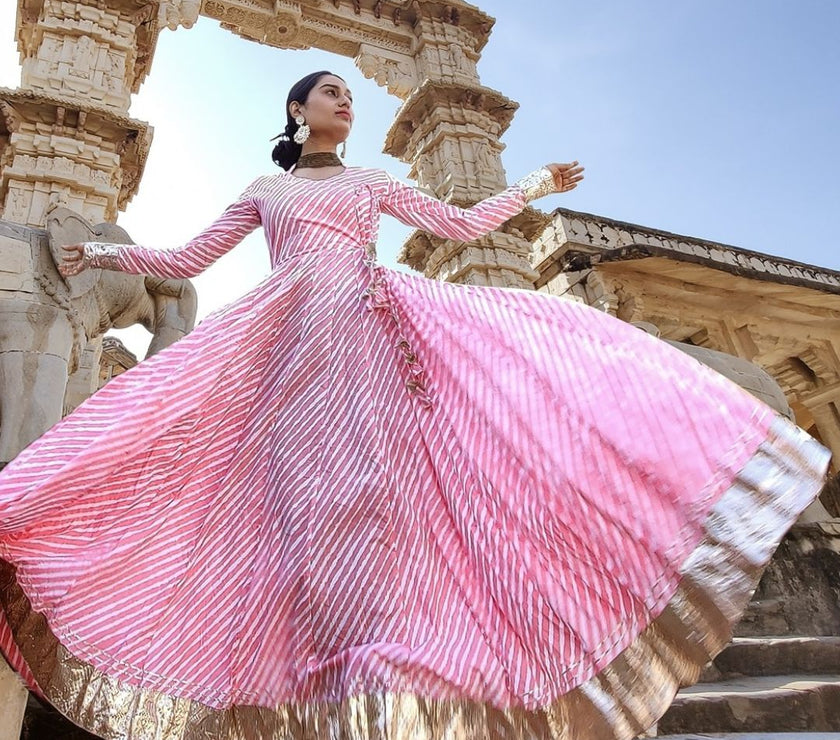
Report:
0,166,829,739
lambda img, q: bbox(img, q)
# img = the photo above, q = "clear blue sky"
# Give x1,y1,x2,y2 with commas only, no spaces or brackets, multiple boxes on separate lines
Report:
1,1,837,356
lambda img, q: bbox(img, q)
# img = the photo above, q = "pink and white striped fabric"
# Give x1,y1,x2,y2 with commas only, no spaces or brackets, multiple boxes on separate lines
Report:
0,168,829,739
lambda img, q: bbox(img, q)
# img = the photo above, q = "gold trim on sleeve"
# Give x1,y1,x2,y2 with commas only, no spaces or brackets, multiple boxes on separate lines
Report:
82,242,122,271
514,167,556,202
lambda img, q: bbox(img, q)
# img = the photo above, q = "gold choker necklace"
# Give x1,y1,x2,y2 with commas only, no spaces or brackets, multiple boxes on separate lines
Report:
296,152,342,169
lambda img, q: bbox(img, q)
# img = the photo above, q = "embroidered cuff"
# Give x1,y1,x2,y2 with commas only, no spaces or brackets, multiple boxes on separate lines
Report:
83,242,122,271
514,167,556,202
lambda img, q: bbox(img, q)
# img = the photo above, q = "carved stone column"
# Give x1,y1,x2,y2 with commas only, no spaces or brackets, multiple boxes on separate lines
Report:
0,0,160,227
381,2,542,289
0,92,152,227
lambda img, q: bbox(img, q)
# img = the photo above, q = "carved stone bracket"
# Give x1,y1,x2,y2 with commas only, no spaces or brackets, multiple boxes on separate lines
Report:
385,80,518,162
769,348,840,400
158,0,202,31
355,44,418,99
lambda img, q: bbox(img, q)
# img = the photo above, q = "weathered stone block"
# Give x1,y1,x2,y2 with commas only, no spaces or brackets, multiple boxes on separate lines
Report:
0,236,35,293
736,526,840,637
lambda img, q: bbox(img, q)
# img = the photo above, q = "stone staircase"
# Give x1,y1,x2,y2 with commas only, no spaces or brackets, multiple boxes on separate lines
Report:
657,523,840,740
657,637,840,735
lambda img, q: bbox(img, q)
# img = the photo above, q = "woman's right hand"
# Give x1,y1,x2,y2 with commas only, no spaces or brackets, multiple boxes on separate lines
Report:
546,162,585,193
58,244,87,277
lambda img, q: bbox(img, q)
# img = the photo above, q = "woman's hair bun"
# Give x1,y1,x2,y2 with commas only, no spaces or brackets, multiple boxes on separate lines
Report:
271,126,301,171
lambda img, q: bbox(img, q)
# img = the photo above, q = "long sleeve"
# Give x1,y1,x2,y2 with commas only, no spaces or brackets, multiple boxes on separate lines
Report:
85,179,263,279
378,168,556,242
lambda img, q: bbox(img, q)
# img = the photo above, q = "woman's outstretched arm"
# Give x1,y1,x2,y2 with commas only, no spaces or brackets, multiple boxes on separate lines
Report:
379,163,583,241
59,179,264,280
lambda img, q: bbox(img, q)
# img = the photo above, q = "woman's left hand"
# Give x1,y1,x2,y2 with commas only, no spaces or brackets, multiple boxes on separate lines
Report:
547,162,585,193
59,244,87,277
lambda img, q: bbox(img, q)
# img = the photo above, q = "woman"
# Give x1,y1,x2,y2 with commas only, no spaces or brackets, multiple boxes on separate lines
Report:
0,71,829,739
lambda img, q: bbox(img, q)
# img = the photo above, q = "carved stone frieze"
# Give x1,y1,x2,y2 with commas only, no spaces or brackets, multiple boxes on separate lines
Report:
533,207,840,295
202,1,422,53
413,34,480,84
16,0,169,101
299,10,411,54
404,132,504,202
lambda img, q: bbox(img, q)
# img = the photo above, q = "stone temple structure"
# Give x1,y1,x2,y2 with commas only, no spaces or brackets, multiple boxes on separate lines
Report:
0,1,837,738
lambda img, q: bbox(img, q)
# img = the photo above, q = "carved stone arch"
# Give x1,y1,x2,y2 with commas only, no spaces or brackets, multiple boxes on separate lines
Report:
6,1,541,287
162,0,540,288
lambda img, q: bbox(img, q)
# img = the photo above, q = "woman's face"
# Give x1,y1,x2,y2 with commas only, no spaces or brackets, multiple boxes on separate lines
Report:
291,75,354,143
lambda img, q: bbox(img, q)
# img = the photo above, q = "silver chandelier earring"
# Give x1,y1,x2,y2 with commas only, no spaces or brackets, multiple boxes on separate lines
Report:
293,115,310,145
340,140,347,159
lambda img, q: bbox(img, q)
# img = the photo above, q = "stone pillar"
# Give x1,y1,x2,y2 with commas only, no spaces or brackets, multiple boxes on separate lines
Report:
64,336,104,414
381,2,541,289
0,0,159,228
806,400,840,474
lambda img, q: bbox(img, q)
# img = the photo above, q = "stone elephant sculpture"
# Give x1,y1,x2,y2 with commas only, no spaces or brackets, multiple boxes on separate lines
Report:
0,207,197,467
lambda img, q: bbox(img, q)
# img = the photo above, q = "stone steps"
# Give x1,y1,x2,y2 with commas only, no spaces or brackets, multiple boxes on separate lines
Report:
700,636,840,682
657,674,840,735
732,527,840,639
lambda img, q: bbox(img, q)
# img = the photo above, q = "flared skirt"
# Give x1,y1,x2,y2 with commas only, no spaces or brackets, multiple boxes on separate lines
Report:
0,249,829,739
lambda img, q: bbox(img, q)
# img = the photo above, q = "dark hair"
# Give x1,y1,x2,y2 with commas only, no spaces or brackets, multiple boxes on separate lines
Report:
271,70,343,170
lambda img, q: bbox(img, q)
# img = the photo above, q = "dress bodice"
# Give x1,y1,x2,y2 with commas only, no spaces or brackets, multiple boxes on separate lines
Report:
250,168,390,267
